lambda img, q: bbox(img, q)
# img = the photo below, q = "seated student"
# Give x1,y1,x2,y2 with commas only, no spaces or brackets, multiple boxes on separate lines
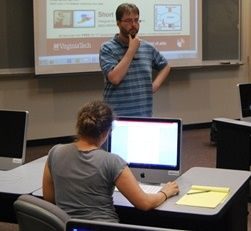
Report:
42,100,179,222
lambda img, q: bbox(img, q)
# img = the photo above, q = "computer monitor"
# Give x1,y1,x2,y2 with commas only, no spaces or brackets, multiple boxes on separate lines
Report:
108,117,182,184
237,83,251,122
0,110,29,170
66,219,180,231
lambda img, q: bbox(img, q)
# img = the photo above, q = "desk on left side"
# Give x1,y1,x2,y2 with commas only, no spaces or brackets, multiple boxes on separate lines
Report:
0,156,47,222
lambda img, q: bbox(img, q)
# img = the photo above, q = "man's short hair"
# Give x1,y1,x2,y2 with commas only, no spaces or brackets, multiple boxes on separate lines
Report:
116,3,139,21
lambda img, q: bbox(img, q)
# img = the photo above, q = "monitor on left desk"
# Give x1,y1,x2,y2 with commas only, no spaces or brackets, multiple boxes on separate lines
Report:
0,110,29,170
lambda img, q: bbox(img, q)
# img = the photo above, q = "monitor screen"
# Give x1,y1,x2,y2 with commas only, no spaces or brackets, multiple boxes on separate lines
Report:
0,110,29,170
108,117,182,184
238,83,251,118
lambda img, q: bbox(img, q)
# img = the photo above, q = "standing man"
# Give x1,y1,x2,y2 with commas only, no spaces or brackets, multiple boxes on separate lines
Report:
99,3,171,117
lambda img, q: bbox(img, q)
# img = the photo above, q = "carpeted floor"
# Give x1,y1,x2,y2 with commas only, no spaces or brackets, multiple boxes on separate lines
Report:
0,128,250,231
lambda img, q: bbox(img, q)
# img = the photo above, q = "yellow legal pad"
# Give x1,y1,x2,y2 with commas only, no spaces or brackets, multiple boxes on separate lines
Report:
176,185,230,208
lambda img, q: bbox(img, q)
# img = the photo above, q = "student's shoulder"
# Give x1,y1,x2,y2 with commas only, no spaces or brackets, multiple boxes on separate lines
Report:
49,143,75,154
108,152,127,164
99,150,119,160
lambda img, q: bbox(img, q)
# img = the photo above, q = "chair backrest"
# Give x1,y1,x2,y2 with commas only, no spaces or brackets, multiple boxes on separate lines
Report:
14,194,70,231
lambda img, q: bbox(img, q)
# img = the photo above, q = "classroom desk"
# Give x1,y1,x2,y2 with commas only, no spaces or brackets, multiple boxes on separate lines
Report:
32,166,251,231
0,156,46,222
114,167,250,231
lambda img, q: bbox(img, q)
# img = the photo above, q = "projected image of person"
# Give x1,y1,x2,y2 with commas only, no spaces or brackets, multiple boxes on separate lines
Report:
43,100,179,222
99,3,171,117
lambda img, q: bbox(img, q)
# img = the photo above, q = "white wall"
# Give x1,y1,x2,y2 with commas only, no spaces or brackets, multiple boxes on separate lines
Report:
0,1,250,140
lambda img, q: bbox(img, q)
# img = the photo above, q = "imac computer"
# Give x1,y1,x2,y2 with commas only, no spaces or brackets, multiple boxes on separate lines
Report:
0,110,29,170
108,117,182,184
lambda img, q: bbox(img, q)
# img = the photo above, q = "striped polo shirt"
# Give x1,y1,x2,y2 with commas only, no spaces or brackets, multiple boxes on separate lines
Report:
99,34,168,117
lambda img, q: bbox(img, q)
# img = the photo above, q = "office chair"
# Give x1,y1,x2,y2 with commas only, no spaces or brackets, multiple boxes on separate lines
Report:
14,194,70,231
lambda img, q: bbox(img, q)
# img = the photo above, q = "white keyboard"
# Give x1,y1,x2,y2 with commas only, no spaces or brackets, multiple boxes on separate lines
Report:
139,184,162,193
114,184,162,194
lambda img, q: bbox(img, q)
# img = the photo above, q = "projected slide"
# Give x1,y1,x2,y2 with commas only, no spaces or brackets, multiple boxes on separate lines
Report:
34,0,199,75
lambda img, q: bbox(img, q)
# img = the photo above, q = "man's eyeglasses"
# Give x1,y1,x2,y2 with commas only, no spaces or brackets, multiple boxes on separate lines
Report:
120,18,142,24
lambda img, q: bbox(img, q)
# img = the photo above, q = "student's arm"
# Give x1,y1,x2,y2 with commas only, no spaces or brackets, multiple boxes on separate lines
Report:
152,64,171,93
115,166,179,211
42,160,55,204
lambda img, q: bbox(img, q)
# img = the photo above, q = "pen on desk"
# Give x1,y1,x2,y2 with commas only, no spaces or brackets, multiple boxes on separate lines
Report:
186,190,211,195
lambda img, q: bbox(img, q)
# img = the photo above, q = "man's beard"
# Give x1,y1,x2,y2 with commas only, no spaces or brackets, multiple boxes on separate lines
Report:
121,28,138,39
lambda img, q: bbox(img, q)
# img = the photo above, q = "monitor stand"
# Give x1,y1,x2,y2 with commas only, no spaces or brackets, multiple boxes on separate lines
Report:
130,168,180,185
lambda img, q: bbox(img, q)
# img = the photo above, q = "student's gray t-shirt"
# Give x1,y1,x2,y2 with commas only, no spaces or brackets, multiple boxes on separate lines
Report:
47,143,127,222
